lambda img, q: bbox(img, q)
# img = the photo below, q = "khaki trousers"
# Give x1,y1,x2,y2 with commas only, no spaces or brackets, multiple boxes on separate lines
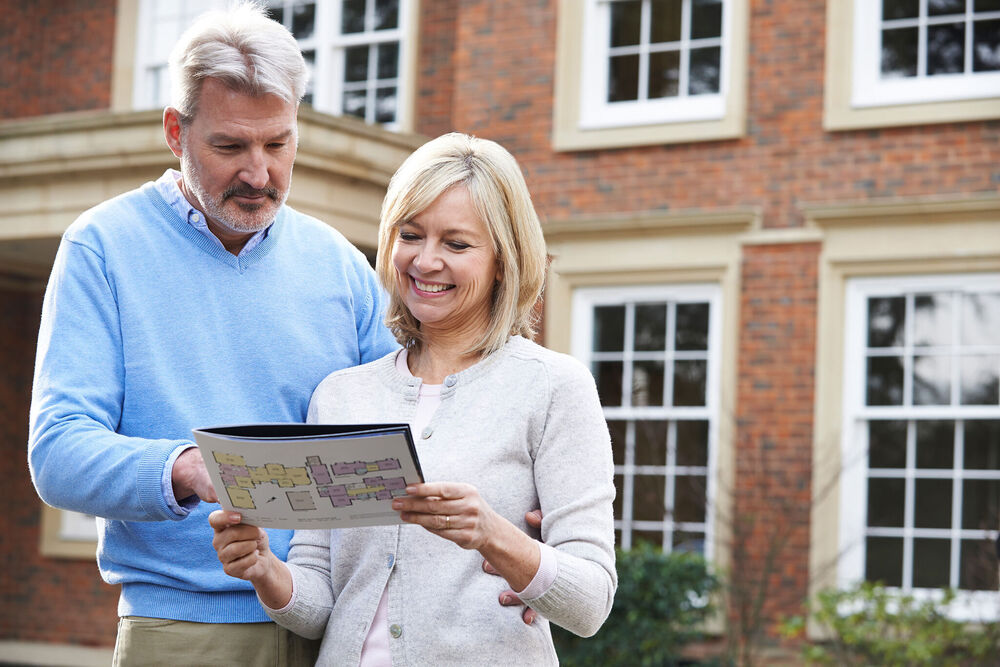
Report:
113,616,322,667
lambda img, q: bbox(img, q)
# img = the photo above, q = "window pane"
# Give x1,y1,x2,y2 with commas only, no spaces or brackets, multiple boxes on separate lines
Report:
914,478,952,529
973,19,1000,72
961,293,1000,345
650,0,682,43
960,538,1000,591
301,50,316,105
961,355,1000,405
345,46,370,82
635,420,667,465
608,420,627,466
867,356,904,406
677,420,709,466
961,479,1000,530
690,0,723,40
267,5,285,25
913,538,951,588
594,305,626,351
928,0,965,16
976,0,1000,11
914,293,952,347
377,42,399,80
673,359,707,406
866,536,904,586
883,0,919,20
375,86,396,124
689,46,721,94
868,296,905,347
927,23,966,76
375,0,399,30
648,50,681,98
633,360,665,406
291,1,315,40
610,0,642,47
674,475,707,522
634,303,667,351
672,530,705,554
882,27,919,78
868,478,905,527
342,0,366,33
634,474,666,521
964,420,1000,470
869,420,907,469
594,361,624,406
342,89,366,118
613,473,624,517
633,530,664,548
609,54,640,102
913,355,951,405
676,303,710,351
915,420,954,469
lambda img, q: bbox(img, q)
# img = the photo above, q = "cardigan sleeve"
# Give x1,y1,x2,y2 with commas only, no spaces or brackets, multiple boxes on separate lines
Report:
265,528,337,639
519,355,617,637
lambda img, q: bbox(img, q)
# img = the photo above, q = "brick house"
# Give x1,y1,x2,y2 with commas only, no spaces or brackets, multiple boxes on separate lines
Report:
1,1,998,664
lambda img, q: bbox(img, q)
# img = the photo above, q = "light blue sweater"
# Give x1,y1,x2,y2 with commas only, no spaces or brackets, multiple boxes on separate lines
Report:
28,181,398,623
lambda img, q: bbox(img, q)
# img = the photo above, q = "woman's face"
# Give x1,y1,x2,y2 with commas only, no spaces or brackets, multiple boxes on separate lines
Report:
391,185,500,342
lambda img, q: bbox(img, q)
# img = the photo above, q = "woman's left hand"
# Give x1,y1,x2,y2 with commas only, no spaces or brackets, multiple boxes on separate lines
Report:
392,481,498,551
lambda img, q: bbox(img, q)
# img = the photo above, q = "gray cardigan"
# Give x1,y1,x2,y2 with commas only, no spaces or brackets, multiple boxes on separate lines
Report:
269,336,617,666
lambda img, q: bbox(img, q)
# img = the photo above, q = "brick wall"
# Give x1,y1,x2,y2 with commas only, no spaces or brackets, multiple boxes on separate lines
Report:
0,287,119,647
0,0,116,120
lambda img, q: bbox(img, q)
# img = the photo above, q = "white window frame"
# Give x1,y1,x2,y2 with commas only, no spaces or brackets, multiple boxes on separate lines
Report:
579,0,730,129
840,273,1000,622
130,0,412,129
852,0,1000,109
572,283,721,557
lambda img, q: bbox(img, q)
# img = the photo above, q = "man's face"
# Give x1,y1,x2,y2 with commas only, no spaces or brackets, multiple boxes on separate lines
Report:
170,78,298,242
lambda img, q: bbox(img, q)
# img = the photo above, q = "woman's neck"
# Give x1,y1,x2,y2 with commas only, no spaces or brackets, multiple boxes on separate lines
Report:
406,340,483,384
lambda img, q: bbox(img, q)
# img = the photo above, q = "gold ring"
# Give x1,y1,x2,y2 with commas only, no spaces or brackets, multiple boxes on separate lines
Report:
445,515,451,529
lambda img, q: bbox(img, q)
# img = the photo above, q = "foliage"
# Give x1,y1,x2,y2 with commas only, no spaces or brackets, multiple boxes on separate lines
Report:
552,543,720,666
780,582,1000,666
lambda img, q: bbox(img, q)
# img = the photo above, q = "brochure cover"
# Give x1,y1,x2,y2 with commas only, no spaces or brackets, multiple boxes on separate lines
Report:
193,423,423,529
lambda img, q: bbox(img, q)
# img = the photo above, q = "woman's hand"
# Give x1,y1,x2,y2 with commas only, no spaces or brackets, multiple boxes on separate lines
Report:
392,481,499,551
209,510,293,609
393,482,541,592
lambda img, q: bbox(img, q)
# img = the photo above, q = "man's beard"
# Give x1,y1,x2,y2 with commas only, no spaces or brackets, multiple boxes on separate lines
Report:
181,153,288,234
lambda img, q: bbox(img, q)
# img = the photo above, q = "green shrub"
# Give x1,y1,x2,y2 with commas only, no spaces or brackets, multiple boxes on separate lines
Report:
782,582,1000,666
552,542,719,666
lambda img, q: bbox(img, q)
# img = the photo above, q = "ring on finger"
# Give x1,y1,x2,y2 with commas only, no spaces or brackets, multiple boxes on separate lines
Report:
445,515,451,529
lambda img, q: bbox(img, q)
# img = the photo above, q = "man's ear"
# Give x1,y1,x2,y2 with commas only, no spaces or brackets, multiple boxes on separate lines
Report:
163,107,184,158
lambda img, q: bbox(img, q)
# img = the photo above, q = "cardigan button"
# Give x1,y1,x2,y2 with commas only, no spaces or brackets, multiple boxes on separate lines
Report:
445,375,458,387
389,624,403,638
421,427,433,439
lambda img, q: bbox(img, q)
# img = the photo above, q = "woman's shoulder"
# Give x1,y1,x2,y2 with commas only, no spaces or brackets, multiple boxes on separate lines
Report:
313,350,398,396
503,336,596,387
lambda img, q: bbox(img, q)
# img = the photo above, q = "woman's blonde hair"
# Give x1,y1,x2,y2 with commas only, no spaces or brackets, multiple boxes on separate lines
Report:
376,133,547,357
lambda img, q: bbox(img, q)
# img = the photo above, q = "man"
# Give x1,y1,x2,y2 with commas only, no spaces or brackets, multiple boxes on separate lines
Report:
27,5,394,664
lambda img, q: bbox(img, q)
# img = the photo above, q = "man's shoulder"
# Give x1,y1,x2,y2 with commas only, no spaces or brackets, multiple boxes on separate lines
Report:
64,182,158,243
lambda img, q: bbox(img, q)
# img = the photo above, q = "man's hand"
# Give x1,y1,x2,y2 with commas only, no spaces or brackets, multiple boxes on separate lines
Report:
171,447,218,504
484,509,543,625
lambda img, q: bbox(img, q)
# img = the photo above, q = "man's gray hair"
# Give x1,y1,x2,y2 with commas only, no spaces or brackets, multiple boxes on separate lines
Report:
168,1,308,122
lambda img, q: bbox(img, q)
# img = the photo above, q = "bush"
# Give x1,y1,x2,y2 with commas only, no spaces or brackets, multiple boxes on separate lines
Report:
552,542,719,666
782,582,1000,666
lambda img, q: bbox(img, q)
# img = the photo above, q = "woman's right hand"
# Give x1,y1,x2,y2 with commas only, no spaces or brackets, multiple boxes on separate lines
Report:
209,510,276,583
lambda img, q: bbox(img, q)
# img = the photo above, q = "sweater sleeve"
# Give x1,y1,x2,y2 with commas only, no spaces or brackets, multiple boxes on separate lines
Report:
266,528,336,640
519,356,618,637
351,251,399,365
28,237,190,521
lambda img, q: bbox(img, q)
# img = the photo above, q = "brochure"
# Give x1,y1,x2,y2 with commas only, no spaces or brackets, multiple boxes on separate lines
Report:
192,423,423,529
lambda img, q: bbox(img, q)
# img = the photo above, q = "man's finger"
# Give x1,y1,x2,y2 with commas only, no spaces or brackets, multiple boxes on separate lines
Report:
524,509,542,529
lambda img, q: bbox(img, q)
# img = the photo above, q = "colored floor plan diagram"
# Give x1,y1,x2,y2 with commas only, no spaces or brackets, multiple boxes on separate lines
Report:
212,451,409,512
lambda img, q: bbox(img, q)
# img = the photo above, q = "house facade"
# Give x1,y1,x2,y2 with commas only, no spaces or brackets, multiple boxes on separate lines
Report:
2,1,998,664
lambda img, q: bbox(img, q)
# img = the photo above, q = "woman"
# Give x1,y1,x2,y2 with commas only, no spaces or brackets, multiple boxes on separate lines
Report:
211,133,616,665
